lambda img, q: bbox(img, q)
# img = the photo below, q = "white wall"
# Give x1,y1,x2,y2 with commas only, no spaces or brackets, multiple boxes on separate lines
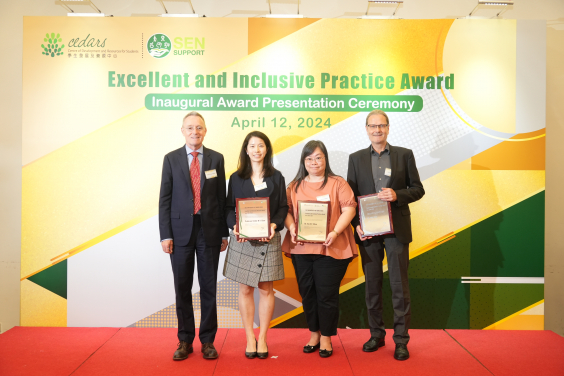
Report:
2,0,563,335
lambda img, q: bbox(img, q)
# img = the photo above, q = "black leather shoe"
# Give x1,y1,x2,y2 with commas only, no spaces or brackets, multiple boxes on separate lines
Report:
363,337,385,352
303,342,320,353
394,343,409,361
257,342,269,359
245,340,257,359
173,341,193,360
202,343,219,359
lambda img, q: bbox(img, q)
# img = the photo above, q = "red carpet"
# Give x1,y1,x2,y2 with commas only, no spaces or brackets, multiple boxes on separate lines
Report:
0,326,119,376
72,328,228,376
2,327,564,375
339,329,491,376
213,328,353,376
447,329,564,376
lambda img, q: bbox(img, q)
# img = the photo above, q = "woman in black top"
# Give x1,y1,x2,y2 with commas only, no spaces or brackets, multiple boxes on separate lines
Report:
223,131,288,359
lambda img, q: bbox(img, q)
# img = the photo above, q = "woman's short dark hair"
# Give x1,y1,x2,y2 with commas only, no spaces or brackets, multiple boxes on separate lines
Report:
236,131,275,179
290,140,336,192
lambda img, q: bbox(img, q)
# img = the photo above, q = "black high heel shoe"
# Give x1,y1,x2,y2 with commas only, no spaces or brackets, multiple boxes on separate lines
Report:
319,342,333,358
245,340,257,359
303,342,320,353
257,341,269,359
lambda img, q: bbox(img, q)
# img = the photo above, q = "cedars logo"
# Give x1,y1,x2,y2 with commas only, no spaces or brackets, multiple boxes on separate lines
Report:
147,33,171,58
42,32,65,57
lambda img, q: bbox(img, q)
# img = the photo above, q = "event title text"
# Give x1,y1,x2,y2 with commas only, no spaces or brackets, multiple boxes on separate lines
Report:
108,71,455,90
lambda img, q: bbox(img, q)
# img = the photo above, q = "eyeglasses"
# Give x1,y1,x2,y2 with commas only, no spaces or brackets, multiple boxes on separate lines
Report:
183,126,205,132
366,124,389,130
305,156,325,163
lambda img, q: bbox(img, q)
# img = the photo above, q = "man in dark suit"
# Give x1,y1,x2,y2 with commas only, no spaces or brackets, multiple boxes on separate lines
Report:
159,111,229,360
347,109,425,361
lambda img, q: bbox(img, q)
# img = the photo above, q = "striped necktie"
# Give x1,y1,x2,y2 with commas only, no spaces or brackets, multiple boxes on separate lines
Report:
190,151,201,214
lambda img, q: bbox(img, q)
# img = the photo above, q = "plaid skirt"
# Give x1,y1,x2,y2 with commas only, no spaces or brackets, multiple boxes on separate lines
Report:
223,231,285,288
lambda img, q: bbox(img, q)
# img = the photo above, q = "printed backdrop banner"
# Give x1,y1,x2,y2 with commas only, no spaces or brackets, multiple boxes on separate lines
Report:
22,17,546,330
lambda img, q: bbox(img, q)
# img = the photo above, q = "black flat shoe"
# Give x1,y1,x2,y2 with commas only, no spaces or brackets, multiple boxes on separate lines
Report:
303,342,320,353
245,340,257,359
257,343,269,359
319,348,333,358
319,341,333,358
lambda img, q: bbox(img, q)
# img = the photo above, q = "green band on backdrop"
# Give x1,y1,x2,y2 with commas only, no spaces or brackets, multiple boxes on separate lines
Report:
145,94,423,112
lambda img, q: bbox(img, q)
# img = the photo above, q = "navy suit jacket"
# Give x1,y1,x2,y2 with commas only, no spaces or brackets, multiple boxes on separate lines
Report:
159,145,229,247
347,144,425,245
225,169,288,232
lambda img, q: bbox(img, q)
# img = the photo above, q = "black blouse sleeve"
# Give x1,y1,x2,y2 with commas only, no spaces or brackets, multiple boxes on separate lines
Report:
270,171,289,231
225,174,236,230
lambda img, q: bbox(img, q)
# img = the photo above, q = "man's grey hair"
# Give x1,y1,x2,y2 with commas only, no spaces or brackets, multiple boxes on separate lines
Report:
365,110,389,126
183,111,206,126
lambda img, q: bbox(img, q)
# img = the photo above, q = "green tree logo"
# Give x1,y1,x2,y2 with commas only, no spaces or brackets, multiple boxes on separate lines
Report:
147,33,171,58
42,32,65,57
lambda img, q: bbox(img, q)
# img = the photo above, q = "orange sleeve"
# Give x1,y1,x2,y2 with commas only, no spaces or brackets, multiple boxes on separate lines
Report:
286,184,295,218
337,177,357,208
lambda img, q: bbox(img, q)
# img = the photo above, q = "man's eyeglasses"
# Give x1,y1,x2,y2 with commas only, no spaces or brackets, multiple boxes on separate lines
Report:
182,126,205,132
366,124,389,130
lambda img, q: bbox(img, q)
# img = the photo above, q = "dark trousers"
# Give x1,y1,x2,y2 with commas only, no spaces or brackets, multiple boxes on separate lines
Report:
170,215,220,344
359,235,411,345
292,254,351,337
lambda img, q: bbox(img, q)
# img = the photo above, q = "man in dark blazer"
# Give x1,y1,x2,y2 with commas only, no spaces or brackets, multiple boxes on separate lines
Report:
347,109,425,361
159,111,229,360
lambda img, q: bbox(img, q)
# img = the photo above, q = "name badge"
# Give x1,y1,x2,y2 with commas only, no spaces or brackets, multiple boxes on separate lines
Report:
205,169,217,179
316,194,330,202
385,168,392,177
254,181,267,191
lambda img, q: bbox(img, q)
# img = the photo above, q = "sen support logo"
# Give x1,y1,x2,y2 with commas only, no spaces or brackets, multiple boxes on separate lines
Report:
41,32,65,57
147,33,171,58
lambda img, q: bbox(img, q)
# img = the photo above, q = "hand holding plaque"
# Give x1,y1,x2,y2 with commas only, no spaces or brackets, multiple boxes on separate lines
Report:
296,201,330,244
236,198,271,241
358,193,394,237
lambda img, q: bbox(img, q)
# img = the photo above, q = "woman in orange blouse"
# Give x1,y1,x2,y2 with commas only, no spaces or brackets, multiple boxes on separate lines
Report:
282,140,357,358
